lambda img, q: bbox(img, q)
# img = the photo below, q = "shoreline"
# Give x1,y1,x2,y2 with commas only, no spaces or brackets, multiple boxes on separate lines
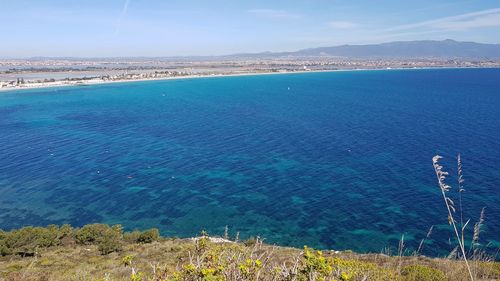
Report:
1,66,498,93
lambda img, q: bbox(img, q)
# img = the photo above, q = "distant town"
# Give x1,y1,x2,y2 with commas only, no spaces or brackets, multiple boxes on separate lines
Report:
1,56,499,91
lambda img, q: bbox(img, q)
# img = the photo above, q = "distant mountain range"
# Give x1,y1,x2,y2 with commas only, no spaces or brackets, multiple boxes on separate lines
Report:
232,39,500,59
17,39,500,61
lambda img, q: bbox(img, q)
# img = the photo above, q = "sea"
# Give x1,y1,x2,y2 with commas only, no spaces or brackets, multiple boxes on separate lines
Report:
0,68,499,257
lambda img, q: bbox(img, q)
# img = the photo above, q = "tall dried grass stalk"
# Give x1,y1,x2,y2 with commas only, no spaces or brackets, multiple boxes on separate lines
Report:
416,225,434,255
457,154,468,247
433,155,474,281
471,207,485,256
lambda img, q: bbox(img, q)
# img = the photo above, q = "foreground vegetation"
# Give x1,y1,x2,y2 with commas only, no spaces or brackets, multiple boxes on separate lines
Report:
0,224,498,281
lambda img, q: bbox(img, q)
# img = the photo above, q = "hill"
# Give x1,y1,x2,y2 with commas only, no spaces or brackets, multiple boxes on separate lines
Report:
232,39,500,59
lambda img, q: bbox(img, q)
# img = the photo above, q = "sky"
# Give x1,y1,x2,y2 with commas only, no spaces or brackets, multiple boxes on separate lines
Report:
1,0,500,57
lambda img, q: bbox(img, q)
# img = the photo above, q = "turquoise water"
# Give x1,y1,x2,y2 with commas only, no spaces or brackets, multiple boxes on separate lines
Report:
0,69,499,257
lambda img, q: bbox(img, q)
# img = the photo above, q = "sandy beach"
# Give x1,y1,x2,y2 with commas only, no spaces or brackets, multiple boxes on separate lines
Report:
0,69,332,92
0,66,479,93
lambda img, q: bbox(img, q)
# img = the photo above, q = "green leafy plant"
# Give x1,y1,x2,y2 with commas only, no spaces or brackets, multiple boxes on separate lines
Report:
137,228,160,243
402,264,446,281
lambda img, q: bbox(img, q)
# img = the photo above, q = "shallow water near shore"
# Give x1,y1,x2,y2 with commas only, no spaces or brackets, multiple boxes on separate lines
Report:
0,68,499,257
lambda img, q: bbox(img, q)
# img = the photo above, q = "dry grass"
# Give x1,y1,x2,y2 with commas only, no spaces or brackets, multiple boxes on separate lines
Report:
432,155,498,281
1,238,498,281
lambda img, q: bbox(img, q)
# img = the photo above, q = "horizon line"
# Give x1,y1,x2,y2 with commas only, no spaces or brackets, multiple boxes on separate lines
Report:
1,38,499,60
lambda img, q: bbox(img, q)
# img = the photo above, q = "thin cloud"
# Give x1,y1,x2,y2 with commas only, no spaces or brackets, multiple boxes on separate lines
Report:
327,21,358,29
248,9,301,19
115,0,131,34
386,8,500,32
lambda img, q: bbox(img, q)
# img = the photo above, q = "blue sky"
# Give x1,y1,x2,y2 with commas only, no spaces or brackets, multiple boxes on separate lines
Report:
1,0,500,57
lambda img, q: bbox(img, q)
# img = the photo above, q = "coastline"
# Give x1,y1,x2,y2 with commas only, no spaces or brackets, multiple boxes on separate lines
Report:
2,223,497,281
0,66,498,93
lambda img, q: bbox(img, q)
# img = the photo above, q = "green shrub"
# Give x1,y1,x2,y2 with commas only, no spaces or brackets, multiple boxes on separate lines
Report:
298,246,333,280
402,264,446,281
73,224,123,254
123,228,159,244
58,224,73,238
98,227,123,255
123,230,141,243
74,224,122,245
137,228,160,243
0,240,12,256
122,255,134,267
97,232,122,255
75,224,110,245
1,225,63,256
331,257,396,281
0,224,162,257
296,247,396,281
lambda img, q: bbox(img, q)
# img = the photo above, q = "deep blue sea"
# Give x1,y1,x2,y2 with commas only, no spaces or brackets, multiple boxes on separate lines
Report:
0,68,499,257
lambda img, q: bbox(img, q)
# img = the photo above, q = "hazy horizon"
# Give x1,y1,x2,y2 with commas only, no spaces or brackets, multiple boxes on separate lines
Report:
0,38,495,60
1,1,500,58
